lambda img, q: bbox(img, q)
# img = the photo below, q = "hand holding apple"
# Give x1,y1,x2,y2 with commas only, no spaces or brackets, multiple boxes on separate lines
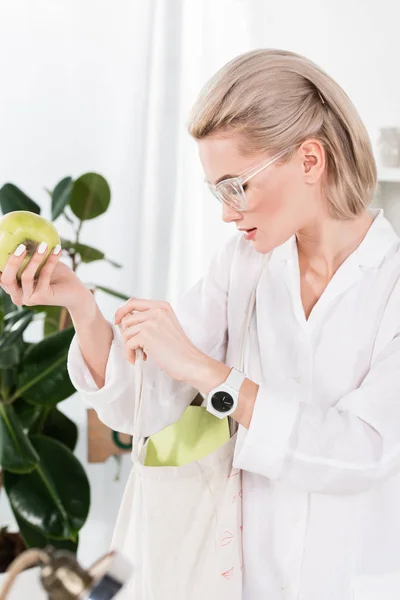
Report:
0,211,92,312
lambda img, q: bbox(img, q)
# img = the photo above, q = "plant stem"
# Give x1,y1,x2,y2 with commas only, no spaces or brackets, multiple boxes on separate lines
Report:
76,219,83,244
29,405,52,436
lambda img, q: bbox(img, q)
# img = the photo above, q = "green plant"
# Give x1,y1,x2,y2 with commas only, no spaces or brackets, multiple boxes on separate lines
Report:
0,173,130,570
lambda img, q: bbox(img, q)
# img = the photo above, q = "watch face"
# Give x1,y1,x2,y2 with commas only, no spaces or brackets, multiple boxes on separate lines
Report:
211,390,234,413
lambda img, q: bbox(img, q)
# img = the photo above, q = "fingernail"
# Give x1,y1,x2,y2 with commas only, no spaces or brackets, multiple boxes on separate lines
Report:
14,244,26,256
37,242,48,255
53,244,61,255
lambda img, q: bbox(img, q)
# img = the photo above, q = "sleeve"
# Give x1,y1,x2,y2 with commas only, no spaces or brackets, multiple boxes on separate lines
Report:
67,234,238,436
233,332,400,494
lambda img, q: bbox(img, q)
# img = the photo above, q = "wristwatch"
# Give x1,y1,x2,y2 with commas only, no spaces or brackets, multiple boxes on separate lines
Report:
206,368,246,419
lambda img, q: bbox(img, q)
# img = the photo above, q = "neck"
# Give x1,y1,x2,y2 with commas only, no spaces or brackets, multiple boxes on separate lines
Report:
296,209,375,278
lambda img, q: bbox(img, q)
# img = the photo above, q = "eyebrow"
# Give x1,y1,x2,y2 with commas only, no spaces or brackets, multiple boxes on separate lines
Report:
214,173,236,185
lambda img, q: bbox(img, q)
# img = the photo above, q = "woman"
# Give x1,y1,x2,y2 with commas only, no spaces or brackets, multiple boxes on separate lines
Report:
2,49,400,599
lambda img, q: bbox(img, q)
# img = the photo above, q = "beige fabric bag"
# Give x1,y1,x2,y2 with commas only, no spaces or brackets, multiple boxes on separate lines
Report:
111,258,267,600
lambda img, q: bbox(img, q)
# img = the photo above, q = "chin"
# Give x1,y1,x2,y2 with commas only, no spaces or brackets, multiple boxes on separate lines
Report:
252,229,294,254
251,237,275,254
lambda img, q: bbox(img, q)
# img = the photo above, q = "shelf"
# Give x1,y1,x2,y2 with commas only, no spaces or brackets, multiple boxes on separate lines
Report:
377,167,400,183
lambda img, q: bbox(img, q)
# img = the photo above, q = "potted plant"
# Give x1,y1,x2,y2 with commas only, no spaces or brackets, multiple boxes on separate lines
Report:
0,173,130,573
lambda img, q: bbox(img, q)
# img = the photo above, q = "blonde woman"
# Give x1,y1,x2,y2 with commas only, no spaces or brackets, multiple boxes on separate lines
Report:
2,49,400,599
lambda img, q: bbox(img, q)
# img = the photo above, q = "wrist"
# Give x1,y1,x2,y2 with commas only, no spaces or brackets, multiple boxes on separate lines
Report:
231,377,258,428
67,288,98,325
187,352,231,396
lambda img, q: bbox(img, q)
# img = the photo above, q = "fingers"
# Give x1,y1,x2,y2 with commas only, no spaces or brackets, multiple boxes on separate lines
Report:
0,244,29,305
123,347,147,365
114,298,171,325
123,344,147,365
115,300,170,366
32,245,62,299
0,242,61,306
118,311,149,332
117,314,149,365
119,320,147,364
19,242,51,298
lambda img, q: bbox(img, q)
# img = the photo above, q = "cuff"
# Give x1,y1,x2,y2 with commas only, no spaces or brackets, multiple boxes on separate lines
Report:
233,379,300,479
67,322,133,408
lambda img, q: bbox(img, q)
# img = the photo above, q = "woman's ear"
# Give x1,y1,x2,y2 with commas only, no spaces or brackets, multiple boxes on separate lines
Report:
298,139,325,184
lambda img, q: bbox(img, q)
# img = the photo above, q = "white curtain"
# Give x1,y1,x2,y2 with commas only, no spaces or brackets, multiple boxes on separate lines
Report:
133,0,260,305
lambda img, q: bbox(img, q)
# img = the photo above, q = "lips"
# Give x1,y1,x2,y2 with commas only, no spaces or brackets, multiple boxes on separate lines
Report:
243,228,257,241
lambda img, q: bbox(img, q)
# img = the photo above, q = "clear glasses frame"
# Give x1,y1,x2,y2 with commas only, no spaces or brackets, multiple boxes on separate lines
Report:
205,148,290,212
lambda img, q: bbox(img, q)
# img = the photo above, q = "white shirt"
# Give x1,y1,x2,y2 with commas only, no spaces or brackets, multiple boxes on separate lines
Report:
68,208,400,600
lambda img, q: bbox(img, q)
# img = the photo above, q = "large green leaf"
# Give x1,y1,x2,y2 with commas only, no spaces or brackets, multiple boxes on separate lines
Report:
0,310,31,366
11,402,77,452
61,240,105,263
13,327,76,406
4,435,90,540
15,511,78,553
27,305,62,337
0,345,20,368
0,288,16,321
95,285,130,301
0,311,34,352
0,403,39,473
60,238,121,267
22,326,74,363
12,398,43,431
51,177,73,221
43,305,62,337
4,308,28,325
69,173,110,220
0,184,41,215
42,408,78,452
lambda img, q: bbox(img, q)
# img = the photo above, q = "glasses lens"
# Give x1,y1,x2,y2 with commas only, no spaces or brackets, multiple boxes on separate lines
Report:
218,181,245,210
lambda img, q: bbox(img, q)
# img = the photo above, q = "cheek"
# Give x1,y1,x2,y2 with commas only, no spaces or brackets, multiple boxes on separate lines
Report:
248,179,305,251
250,180,290,218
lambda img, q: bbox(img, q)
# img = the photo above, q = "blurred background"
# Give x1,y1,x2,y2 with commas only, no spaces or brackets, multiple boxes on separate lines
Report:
0,0,399,571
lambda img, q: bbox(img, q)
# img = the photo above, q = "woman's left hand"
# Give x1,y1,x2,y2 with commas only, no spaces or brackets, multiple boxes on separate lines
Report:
114,298,204,381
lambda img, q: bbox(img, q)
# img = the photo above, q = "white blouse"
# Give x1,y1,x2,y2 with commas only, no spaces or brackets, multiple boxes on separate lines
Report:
68,208,400,600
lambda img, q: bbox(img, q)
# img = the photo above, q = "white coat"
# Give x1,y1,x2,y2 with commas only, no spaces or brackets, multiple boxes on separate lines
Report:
67,208,400,600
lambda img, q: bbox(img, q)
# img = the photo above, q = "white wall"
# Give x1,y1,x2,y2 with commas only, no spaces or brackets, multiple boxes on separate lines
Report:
0,0,399,569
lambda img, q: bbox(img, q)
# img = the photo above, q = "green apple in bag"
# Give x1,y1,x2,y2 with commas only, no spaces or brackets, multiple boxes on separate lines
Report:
0,211,61,282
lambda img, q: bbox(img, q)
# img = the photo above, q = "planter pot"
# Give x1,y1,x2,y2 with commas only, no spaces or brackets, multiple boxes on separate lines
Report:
0,530,26,572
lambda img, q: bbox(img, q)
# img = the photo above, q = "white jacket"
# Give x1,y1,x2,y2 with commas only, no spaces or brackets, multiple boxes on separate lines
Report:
67,209,400,600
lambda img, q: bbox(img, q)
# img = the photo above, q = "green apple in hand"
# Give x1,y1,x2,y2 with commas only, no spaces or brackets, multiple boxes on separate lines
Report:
0,211,61,282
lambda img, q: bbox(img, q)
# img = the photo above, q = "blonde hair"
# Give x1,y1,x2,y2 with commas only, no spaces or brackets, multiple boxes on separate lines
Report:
188,49,377,219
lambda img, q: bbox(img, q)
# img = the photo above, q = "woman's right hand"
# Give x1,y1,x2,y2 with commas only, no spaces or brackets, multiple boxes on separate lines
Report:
0,242,92,312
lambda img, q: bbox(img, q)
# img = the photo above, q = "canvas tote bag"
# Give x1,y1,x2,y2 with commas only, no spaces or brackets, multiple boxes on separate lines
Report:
111,257,268,600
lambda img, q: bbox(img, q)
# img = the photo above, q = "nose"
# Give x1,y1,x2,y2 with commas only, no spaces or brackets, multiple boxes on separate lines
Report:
221,202,242,223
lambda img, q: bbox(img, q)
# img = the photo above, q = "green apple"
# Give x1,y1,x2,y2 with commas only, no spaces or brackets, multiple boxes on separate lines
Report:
0,211,61,282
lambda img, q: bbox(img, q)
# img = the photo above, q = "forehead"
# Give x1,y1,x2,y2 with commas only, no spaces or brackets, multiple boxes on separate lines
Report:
198,135,262,184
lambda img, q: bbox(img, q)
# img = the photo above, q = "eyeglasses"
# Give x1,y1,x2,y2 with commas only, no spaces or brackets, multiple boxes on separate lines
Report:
205,148,290,212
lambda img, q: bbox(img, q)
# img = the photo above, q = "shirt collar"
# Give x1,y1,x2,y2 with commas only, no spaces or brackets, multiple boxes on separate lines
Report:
271,209,400,268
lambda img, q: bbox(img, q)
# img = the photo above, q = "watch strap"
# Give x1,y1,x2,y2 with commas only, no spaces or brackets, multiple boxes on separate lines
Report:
224,368,246,392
